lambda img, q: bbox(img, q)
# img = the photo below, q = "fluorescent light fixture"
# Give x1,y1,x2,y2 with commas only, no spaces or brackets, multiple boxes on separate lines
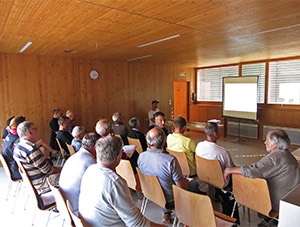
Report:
127,55,152,61
19,41,32,53
138,34,180,48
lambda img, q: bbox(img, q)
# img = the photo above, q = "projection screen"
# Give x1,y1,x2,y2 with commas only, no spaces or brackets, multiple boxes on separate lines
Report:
222,76,258,121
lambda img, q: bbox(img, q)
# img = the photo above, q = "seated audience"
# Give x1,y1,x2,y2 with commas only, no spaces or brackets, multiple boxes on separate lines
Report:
71,126,86,152
2,116,26,179
59,132,99,213
56,115,73,155
2,116,15,139
79,135,163,227
95,119,139,173
196,122,239,223
112,112,129,144
167,116,196,176
14,121,61,192
66,109,77,132
49,107,63,150
128,117,147,151
138,127,199,223
224,129,300,226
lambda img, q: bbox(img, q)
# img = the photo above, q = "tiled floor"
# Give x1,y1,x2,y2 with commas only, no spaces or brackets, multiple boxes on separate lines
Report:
1,134,288,227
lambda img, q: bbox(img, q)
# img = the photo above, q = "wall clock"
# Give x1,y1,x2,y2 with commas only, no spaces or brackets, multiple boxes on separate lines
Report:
89,70,99,80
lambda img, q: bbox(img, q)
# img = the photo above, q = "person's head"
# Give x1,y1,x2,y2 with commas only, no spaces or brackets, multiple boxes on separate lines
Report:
173,116,187,133
151,100,159,110
58,116,71,130
9,116,26,130
128,117,140,129
66,109,76,121
71,126,86,139
204,122,219,141
53,108,63,118
96,135,123,168
154,112,166,128
6,116,15,126
265,130,290,153
146,127,166,149
112,112,122,122
17,121,38,142
95,119,114,137
82,132,100,156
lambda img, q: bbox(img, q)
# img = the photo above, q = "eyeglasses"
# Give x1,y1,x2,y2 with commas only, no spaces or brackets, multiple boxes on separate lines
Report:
30,127,38,131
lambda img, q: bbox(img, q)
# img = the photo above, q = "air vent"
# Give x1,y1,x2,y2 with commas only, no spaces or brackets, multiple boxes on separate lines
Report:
227,121,258,139
263,125,300,145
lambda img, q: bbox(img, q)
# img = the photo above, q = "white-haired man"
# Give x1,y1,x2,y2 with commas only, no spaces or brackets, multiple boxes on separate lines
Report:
79,135,164,227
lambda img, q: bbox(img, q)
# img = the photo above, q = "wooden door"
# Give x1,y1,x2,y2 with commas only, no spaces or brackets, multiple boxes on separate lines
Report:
173,81,189,120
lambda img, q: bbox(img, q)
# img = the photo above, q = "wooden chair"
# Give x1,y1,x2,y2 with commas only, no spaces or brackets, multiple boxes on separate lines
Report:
16,160,56,226
56,138,69,163
195,155,225,190
173,185,236,227
0,154,22,201
116,159,141,192
66,144,76,156
67,200,85,227
232,174,279,219
166,148,190,177
127,137,144,154
136,168,169,214
47,178,73,226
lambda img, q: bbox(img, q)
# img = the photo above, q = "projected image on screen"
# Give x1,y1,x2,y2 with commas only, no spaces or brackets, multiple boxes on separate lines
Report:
222,76,258,120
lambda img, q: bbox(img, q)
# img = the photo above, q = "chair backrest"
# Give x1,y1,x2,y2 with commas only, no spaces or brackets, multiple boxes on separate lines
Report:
66,200,84,227
0,153,20,182
56,138,68,159
195,155,225,189
16,160,56,210
173,184,217,227
66,144,76,156
166,148,190,177
116,159,141,192
232,174,278,218
47,178,73,226
136,168,166,209
127,137,143,154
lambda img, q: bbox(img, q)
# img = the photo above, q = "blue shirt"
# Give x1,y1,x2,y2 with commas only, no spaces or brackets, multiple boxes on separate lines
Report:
138,148,183,204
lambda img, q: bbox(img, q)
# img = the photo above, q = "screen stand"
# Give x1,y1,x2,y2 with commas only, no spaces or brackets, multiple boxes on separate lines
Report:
231,121,245,144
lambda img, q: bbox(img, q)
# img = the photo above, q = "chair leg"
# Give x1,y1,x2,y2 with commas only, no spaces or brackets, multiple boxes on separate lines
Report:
231,201,237,217
140,197,148,215
247,208,251,223
45,210,53,227
5,181,13,200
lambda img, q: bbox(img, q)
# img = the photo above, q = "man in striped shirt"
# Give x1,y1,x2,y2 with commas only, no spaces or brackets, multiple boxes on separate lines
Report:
14,121,62,193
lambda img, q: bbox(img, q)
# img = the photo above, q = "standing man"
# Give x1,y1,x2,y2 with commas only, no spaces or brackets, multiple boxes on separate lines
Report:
79,135,163,227
224,129,300,226
167,116,197,177
148,100,159,128
14,121,61,192
59,132,99,213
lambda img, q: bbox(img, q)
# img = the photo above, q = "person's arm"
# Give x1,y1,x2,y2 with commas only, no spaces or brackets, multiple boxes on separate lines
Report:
224,167,242,182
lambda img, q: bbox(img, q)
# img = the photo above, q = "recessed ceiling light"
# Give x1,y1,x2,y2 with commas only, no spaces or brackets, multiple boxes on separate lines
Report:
127,55,152,61
138,34,180,48
19,41,32,53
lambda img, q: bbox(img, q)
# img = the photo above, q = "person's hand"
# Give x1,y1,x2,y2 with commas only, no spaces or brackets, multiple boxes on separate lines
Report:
223,168,231,182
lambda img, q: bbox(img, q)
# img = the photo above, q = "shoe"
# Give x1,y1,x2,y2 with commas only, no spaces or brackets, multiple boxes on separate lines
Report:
257,219,278,227
162,213,171,224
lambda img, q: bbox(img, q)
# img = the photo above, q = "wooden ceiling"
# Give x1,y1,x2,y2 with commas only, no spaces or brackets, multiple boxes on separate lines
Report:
1,0,300,67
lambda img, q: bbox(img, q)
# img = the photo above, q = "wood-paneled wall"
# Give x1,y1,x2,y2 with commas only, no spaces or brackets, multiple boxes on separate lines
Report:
0,53,192,142
1,53,299,143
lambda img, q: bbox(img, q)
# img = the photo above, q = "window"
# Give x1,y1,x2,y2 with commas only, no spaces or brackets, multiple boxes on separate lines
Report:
196,65,238,102
242,63,266,103
269,59,300,104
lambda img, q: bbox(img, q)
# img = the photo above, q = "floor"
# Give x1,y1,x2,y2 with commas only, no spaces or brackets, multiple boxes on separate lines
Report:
1,134,293,227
